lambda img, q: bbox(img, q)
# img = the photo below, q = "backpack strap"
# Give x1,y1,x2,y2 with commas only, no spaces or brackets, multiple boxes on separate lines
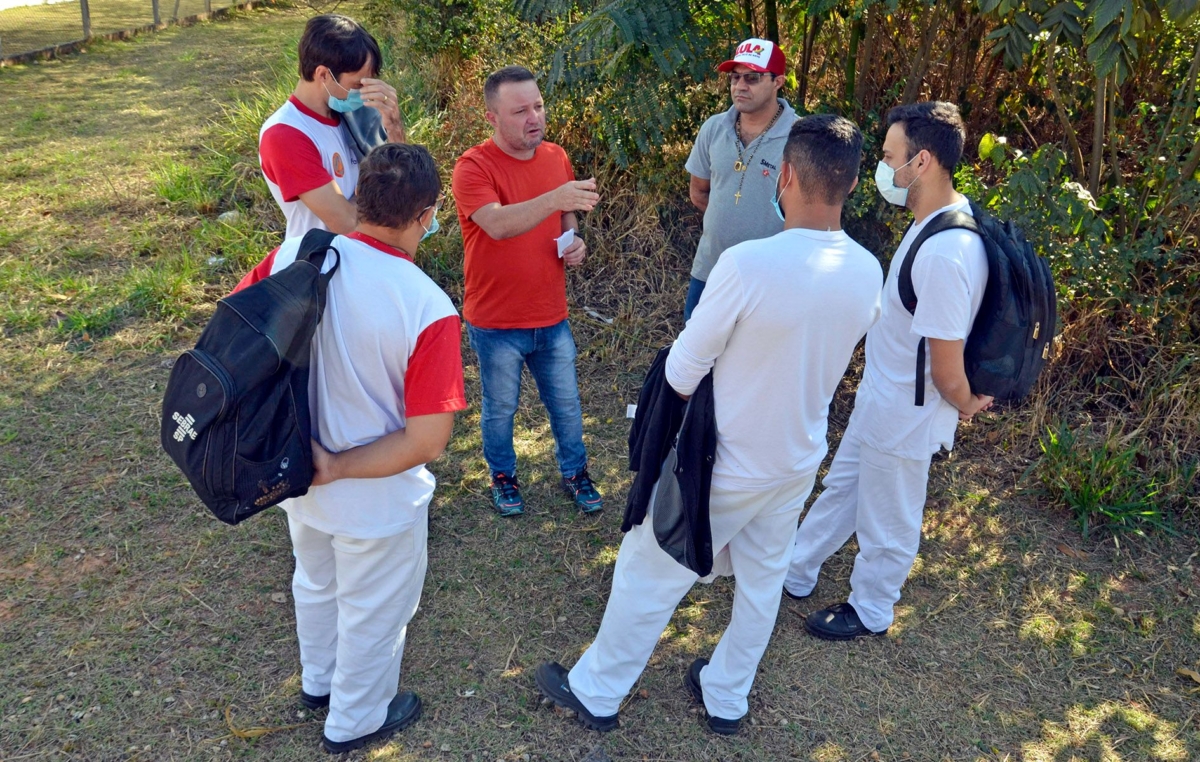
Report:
897,208,981,406
296,228,340,318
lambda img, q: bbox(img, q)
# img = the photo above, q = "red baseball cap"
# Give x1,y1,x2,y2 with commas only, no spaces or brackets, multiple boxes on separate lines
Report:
717,38,786,77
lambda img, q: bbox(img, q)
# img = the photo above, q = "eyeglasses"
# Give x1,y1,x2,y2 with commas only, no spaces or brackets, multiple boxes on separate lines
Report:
417,193,446,217
728,71,774,86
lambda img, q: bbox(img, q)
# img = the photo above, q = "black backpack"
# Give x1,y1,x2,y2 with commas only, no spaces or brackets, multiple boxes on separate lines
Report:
160,229,339,525
898,199,1056,405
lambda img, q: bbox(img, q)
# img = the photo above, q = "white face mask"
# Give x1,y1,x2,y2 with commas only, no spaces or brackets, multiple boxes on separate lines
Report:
875,155,919,206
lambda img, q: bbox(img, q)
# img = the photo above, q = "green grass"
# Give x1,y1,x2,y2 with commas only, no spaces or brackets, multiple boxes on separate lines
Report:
0,0,237,58
1,4,1199,761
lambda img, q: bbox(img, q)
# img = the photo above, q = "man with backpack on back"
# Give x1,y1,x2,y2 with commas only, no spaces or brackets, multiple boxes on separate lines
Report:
233,143,466,753
785,102,994,640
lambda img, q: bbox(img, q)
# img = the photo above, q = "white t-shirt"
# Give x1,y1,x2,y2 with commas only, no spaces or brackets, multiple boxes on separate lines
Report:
665,227,883,490
851,198,988,459
259,96,358,240
236,232,466,538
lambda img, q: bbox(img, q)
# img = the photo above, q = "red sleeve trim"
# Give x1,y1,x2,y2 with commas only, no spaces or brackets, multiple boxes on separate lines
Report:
260,123,331,201
404,315,467,417
232,248,279,294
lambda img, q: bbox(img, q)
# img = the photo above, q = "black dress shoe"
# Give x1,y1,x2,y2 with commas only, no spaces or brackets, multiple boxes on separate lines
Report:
782,585,812,601
321,691,421,754
534,661,619,732
684,658,739,736
300,690,330,710
804,602,888,641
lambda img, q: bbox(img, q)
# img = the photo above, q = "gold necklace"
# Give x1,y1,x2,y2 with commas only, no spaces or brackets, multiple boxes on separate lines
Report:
733,104,784,204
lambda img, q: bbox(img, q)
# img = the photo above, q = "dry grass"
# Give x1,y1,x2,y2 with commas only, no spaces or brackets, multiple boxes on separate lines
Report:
1,5,1199,761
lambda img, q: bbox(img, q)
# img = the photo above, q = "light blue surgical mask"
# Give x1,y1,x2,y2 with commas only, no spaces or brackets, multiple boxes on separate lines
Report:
420,210,440,241
771,170,791,222
323,78,364,113
875,155,919,206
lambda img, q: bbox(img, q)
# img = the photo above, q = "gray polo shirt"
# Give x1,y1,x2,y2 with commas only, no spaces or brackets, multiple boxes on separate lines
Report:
685,98,797,281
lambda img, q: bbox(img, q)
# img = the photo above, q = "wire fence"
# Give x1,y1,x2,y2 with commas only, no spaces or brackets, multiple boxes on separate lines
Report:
0,0,252,61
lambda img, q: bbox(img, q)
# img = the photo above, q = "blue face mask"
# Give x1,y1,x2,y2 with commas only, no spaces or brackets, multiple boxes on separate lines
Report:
420,211,440,241
771,170,791,222
323,78,364,113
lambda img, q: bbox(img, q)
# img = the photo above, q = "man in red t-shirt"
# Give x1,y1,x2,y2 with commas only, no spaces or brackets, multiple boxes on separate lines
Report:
452,65,602,517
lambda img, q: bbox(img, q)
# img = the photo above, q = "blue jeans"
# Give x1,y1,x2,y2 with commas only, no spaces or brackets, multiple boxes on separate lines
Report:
683,276,707,322
466,320,588,479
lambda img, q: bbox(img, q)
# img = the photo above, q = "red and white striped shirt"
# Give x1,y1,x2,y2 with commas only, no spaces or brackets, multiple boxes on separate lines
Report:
235,232,466,537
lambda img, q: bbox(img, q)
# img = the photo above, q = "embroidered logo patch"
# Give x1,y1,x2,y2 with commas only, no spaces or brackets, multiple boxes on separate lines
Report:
332,152,345,178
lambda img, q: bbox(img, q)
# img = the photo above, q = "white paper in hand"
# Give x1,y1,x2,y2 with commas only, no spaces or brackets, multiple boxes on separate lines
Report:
555,228,575,259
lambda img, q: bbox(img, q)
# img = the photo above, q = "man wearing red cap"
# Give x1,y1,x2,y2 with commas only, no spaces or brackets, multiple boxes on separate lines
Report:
683,38,797,320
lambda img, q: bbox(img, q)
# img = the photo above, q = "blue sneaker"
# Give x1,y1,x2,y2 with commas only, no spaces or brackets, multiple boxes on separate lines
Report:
562,469,603,513
491,473,525,517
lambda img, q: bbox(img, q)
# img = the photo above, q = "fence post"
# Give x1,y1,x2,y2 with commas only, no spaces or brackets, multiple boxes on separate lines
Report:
81,0,92,38
152,0,161,26
205,0,212,14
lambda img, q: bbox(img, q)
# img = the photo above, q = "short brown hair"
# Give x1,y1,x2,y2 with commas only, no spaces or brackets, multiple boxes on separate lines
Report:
355,144,441,229
484,65,536,109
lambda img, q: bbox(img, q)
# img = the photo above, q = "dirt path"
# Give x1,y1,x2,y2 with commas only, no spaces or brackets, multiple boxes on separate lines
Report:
1,6,1198,761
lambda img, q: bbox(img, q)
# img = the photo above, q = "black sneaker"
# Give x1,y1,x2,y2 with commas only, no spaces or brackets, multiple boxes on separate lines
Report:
534,661,619,732
491,473,525,517
300,689,330,711
562,470,603,513
804,602,888,641
684,658,739,736
321,691,421,754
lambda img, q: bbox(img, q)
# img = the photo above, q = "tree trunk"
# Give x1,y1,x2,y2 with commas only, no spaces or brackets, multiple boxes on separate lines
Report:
1046,42,1086,179
1180,136,1200,185
1088,71,1107,197
742,0,755,36
846,18,864,103
1107,70,1120,188
796,14,824,110
764,0,778,43
854,5,877,108
901,6,942,104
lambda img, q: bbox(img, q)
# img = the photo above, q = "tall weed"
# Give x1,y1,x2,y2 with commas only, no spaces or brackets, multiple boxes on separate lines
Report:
1036,422,1170,540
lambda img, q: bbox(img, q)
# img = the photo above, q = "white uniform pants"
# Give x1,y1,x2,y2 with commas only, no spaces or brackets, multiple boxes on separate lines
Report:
568,472,816,721
288,514,428,743
784,424,931,632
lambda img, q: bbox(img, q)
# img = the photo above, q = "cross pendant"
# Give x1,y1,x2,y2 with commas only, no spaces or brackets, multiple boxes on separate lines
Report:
734,191,741,204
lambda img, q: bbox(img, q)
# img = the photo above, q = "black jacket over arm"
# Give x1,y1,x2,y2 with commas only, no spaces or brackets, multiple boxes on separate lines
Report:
622,346,717,575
